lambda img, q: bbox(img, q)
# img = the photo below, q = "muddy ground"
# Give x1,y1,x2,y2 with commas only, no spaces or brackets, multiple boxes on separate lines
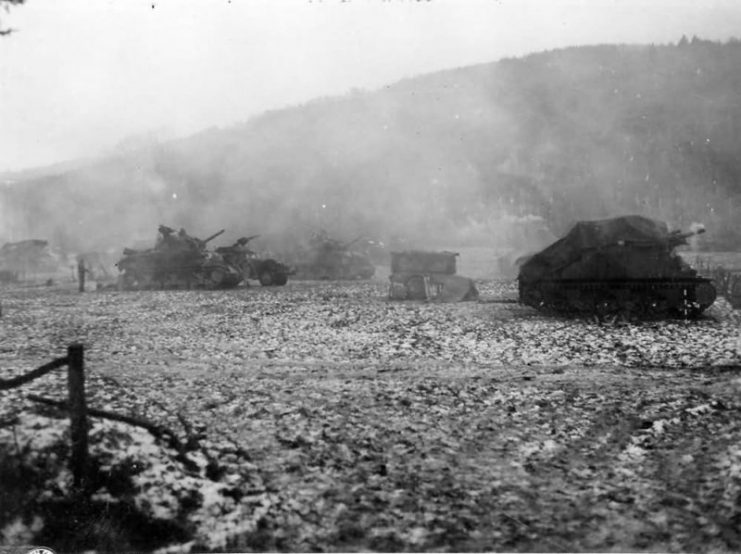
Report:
1,278,741,552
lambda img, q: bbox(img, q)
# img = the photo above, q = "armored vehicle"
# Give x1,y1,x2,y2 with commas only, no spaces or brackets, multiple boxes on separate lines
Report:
291,232,375,280
116,226,243,290
0,239,61,282
517,215,717,318
214,235,290,286
389,250,478,301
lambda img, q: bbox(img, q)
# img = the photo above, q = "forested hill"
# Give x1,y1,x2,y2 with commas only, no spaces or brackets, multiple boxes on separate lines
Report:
3,38,741,254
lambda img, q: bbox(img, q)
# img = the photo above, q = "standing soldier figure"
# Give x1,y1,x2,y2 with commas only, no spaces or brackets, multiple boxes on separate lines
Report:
76,255,90,292
156,225,177,250
224,237,253,271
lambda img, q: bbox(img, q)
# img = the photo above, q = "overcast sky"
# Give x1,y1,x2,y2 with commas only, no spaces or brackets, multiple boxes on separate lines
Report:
1,0,740,172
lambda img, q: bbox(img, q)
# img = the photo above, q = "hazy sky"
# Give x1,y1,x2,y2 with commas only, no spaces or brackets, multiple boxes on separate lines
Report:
1,0,740,172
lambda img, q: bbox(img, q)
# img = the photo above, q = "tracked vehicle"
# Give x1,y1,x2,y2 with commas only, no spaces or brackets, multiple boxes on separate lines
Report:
290,232,375,280
215,235,290,286
116,227,243,290
518,215,716,318
0,239,61,282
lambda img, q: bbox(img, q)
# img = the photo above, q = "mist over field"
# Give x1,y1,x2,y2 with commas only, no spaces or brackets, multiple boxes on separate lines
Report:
3,39,741,259
4,4,741,547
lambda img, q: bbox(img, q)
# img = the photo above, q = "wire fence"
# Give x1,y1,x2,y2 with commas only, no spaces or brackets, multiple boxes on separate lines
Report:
1,343,204,494
0,344,88,489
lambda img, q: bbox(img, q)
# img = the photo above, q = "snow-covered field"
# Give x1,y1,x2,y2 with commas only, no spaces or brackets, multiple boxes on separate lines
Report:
2,279,740,371
1,279,740,552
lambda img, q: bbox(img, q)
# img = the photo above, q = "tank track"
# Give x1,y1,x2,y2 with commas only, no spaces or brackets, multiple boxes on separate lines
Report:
519,277,717,319
118,263,242,290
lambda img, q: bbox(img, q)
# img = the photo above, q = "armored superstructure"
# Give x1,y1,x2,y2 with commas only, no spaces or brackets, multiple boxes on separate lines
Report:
290,231,375,280
0,239,61,282
518,215,716,318
215,235,290,286
116,226,242,290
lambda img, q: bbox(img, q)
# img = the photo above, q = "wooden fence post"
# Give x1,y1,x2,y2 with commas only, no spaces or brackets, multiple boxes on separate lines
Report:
67,343,88,490
77,258,86,293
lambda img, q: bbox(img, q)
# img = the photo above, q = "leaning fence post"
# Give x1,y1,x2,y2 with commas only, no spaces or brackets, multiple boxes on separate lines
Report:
67,343,88,490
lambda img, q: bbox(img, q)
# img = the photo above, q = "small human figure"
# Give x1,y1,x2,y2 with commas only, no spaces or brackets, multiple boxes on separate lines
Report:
76,255,91,292
159,224,175,236
220,237,253,270
156,225,178,249
178,228,203,251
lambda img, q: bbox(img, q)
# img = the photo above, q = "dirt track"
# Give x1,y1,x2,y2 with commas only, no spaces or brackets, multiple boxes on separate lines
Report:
1,279,741,551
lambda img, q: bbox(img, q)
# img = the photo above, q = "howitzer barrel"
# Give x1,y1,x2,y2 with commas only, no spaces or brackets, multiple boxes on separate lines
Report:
203,229,226,244
668,226,705,246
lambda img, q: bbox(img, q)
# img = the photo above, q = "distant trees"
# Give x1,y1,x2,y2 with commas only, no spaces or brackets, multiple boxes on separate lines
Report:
6,39,741,250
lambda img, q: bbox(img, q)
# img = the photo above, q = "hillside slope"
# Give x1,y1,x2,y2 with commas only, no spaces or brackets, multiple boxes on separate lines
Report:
3,38,741,254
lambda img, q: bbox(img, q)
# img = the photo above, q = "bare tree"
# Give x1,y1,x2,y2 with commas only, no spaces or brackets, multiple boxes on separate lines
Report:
1,0,25,36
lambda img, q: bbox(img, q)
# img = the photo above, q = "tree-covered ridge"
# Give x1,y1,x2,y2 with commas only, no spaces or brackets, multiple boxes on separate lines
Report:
3,38,741,253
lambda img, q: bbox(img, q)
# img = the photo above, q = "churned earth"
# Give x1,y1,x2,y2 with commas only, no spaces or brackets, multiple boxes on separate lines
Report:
1,279,740,552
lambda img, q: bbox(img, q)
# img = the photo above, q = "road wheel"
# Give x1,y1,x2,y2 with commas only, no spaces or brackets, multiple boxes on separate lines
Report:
208,267,226,288
118,270,141,290
259,269,275,286
274,273,288,286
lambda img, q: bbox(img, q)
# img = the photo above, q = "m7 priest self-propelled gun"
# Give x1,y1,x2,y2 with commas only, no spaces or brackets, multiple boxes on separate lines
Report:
289,231,375,281
215,235,291,286
517,215,716,318
116,226,243,290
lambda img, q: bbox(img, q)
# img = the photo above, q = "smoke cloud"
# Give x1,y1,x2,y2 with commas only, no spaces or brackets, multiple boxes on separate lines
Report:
2,41,741,273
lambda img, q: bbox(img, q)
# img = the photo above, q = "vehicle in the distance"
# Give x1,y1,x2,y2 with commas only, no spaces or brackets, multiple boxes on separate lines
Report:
116,226,242,290
215,235,291,286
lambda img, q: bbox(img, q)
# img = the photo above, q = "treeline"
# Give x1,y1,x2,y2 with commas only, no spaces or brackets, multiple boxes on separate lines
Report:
3,38,741,254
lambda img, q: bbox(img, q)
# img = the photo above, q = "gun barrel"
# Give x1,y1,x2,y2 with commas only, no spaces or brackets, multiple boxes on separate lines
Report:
203,229,226,244
668,227,706,246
